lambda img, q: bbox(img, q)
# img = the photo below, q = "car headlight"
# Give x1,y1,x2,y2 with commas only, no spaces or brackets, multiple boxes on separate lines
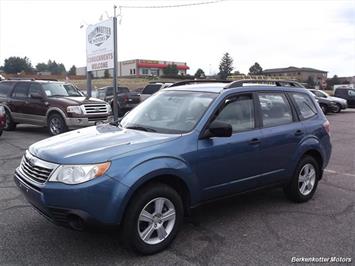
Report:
107,104,112,114
67,106,82,114
49,162,111,184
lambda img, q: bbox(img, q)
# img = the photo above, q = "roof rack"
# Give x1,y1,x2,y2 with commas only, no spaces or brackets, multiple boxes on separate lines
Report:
224,79,304,89
7,78,35,81
148,81,175,84
34,78,59,81
169,79,230,88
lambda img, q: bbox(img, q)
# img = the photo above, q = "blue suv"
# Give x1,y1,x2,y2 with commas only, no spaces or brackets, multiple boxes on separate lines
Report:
14,79,331,254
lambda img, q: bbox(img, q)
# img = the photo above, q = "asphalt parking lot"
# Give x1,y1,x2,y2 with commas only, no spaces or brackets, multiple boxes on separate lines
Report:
0,111,354,265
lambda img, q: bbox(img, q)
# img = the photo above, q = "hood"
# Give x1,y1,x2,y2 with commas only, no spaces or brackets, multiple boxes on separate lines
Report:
328,96,346,103
48,96,106,106
29,124,180,164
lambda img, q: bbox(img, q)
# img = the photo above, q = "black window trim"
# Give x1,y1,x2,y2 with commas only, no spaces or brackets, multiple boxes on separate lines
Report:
256,91,297,129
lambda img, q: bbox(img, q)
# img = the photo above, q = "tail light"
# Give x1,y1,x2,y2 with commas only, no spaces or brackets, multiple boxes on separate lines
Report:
323,120,330,135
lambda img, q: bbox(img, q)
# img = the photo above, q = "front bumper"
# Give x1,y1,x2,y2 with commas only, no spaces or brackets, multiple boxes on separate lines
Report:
65,115,113,128
14,168,129,228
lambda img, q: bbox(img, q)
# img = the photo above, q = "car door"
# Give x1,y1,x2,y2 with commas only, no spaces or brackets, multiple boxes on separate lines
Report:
9,82,30,122
196,93,264,200
23,83,48,125
256,91,303,184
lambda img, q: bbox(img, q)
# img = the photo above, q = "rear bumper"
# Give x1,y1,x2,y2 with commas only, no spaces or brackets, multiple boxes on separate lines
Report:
65,115,113,128
14,168,129,228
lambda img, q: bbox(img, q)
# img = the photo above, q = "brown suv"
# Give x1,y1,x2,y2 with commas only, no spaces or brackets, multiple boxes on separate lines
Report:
0,80,112,135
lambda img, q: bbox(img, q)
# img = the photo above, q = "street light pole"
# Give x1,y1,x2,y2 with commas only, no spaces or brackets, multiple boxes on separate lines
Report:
112,5,119,123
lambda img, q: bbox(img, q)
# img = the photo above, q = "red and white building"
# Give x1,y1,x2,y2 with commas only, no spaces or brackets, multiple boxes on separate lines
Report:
77,59,190,77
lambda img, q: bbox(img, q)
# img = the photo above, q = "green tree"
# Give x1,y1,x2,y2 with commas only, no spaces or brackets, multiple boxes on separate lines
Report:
3,56,33,73
218,52,234,80
104,69,110,78
163,64,178,77
68,65,77,76
36,63,48,72
194,68,205,79
327,75,340,88
248,62,263,75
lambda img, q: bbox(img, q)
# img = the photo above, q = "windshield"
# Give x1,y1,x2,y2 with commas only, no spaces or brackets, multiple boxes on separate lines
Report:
121,90,217,134
42,83,83,97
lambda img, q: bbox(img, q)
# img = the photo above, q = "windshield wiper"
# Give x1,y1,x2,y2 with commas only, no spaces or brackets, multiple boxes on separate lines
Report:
125,125,157,132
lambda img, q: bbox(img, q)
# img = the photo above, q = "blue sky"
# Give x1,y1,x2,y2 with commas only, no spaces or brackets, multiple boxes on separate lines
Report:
0,0,354,77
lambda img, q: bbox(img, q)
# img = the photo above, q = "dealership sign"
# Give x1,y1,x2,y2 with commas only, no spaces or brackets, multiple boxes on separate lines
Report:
86,19,114,71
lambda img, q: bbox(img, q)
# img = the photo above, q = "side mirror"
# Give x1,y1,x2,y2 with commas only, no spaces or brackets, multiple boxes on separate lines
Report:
30,93,43,100
202,121,232,138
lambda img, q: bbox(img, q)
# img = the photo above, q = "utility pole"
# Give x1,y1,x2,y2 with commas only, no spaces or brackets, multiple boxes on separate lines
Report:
86,71,92,98
112,5,119,123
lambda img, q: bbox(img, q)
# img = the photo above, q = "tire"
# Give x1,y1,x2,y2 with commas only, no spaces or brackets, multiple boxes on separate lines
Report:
121,183,184,255
283,156,320,203
320,104,328,115
4,110,16,131
47,113,68,135
0,130,2,136
334,104,341,113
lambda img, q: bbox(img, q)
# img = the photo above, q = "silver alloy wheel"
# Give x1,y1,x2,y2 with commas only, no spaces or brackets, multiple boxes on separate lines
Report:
137,197,176,245
298,163,316,196
49,117,62,135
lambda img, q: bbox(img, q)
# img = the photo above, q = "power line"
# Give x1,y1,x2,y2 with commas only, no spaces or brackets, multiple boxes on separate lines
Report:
119,0,226,9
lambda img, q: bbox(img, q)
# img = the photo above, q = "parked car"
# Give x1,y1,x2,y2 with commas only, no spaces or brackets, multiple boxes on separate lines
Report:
0,105,5,136
334,87,355,108
0,79,112,135
310,94,338,114
309,89,347,113
140,82,173,102
97,86,140,116
14,79,331,254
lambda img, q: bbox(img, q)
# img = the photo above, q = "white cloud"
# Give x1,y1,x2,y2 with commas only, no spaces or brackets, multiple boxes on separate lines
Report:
0,0,354,76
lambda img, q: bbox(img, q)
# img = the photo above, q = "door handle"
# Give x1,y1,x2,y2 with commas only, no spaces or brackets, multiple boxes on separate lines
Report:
249,138,261,145
294,130,304,136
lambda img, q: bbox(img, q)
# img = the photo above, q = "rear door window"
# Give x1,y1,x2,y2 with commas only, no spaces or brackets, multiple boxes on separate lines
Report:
258,92,293,127
28,83,43,97
291,93,317,120
12,82,30,98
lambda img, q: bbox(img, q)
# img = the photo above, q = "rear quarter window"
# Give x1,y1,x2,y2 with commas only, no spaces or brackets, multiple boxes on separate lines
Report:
291,92,317,120
0,82,12,97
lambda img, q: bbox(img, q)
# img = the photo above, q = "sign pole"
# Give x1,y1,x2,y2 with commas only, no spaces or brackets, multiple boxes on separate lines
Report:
86,71,92,98
112,5,119,123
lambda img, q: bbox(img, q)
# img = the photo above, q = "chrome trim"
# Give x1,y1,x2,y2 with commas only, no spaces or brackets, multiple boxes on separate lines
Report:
18,151,59,184
81,104,109,115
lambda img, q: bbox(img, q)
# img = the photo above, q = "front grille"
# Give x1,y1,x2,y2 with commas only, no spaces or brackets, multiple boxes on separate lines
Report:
20,151,57,184
83,104,108,114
